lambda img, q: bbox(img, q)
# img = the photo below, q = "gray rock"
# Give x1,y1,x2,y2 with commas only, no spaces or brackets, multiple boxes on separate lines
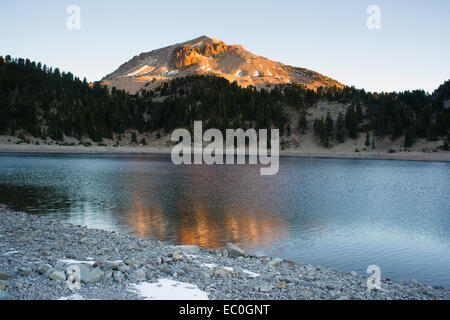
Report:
130,268,146,282
34,264,52,275
259,285,273,293
173,245,200,255
226,243,245,257
411,279,420,286
181,266,195,273
117,264,131,273
159,265,172,274
0,281,8,292
213,266,234,277
299,291,312,299
303,274,316,281
279,277,295,283
131,260,145,268
17,267,32,277
233,266,244,274
0,273,10,281
0,292,10,300
162,257,173,264
101,260,122,271
175,269,185,277
103,271,113,281
80,266,104,284
49,270,66,281
172,252,182,261
428,291,437,299
268,258,283,266
113,271,124,283
20,237,31,244
255,251,269,259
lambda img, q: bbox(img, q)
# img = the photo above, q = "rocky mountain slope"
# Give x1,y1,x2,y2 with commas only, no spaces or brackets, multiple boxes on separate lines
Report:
101,36,344,93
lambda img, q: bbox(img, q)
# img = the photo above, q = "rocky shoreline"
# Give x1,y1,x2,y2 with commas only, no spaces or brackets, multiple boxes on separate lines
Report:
1,141,450,163
1,207,449,300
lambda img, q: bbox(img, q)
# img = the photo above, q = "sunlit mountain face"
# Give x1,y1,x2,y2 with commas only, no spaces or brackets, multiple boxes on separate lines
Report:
101,35,344,93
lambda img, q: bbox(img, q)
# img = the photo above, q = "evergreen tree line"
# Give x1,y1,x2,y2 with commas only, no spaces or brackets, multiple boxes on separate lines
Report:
0,56,449,148
286,80,450,147
0,56,149,142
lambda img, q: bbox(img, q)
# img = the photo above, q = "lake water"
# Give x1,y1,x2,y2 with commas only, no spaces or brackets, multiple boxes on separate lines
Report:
0,153,449,287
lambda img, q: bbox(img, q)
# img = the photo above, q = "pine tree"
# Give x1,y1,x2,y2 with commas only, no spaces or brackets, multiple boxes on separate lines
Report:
404,128,414,148
325,112,334,136
356,103,363,122
298,111,307,134
345,106,359,139
443,140,449,151
365,133,371,147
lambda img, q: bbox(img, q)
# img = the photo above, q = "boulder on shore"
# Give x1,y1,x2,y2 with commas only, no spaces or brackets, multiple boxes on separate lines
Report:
226,243,245,257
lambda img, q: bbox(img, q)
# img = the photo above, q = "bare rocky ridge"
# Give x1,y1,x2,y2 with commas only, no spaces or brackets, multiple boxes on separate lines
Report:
101,36,344,93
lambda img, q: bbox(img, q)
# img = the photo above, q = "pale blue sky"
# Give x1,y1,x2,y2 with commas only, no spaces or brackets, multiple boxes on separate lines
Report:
0,0,449,93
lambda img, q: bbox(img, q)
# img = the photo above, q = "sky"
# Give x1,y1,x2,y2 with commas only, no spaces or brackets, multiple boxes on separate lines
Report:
0,0,449,93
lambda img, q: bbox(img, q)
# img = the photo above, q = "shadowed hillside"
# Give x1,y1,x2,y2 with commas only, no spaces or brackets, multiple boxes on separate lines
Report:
0,56,449,152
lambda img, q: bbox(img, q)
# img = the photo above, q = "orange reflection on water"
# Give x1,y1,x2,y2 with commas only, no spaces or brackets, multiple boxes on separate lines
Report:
124,200,288,249
174,200,288,249
126,200,167,239
177,202,221,248
122,167,288,249
222,207,288,249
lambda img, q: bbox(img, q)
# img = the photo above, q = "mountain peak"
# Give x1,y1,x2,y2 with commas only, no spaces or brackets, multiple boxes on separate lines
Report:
191,35,217,42
101,37,343,93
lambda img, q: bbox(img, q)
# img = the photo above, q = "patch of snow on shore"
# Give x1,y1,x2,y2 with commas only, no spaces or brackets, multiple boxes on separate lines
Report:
242,269,260,278
200,263,259,278
132,279,209,300
59,259,96,265
59,259,123,266
3,250,20,256
58,294,84,300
